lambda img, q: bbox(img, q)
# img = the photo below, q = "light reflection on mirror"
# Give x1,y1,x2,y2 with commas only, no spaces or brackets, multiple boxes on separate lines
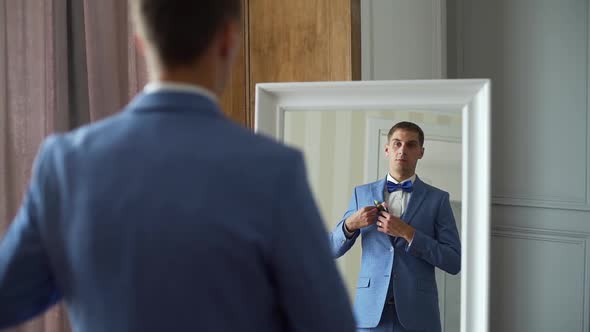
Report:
283,109,462,331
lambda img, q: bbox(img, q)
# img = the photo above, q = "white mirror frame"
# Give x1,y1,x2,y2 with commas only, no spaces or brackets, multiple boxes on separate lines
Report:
254,79,490,332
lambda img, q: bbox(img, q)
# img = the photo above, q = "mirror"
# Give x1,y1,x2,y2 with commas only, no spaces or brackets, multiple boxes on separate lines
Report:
255,80,490,332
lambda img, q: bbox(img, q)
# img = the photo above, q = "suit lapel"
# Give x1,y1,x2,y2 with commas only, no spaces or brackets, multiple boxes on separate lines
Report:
401,176,427,224
371,177,386,204
369,177,393,248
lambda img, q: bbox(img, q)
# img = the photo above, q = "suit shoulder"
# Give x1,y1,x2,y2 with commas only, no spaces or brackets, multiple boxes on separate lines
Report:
36,132,73,159
420,181,450,198
355,181,376,191
228,123,304,164
48,112,130,153
352,179,383,195
215,125,306,194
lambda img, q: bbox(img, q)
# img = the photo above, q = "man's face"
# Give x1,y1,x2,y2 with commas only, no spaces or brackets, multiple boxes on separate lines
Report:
384,129,424,177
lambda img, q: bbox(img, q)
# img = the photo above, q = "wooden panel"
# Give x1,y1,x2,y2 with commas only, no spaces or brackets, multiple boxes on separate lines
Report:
219,0,249,126
248,0,361,127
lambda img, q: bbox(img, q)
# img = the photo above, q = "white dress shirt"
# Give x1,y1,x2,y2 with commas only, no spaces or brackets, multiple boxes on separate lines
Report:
385,173,417,246
143,81,218,104
384,173,416,218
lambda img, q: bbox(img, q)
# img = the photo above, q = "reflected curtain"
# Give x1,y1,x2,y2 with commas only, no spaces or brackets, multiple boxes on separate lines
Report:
0,0,147,331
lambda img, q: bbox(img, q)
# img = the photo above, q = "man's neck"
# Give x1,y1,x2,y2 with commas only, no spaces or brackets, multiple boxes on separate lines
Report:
389,172,415,183
157,71,217,95
151,56,220,96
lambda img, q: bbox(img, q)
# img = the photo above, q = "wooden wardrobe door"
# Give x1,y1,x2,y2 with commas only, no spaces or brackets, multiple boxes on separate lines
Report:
219,0,250,126
219,0,360,128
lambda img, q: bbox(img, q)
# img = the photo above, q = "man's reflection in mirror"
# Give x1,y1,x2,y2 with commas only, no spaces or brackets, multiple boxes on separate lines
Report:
330,121,461,332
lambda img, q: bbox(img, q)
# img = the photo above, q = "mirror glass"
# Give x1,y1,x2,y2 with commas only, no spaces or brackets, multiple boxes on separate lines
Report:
283,109,462,331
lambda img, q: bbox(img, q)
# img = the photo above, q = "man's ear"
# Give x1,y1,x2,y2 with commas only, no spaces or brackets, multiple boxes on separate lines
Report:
418,147,425,159
218,20,241,59
134,33,146,57
384,143,391,157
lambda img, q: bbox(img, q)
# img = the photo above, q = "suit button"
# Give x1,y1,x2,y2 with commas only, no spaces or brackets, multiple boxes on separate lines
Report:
392,273,398,279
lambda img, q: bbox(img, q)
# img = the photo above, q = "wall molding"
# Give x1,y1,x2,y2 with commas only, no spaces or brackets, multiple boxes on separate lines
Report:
360,0,374,80
492,197,590,212
433,0,446,78
492,225,590,332
361,0,446,80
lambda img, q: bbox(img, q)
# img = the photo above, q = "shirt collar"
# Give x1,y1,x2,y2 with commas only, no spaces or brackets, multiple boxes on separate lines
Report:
143,81,218,104
387,173,416,184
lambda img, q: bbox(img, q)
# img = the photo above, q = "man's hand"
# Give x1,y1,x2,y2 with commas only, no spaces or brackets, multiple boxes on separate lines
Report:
376,211,415,243
344,206,378,232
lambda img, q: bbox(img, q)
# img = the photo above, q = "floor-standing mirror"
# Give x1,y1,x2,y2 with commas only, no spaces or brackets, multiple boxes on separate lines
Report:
255,79,490,332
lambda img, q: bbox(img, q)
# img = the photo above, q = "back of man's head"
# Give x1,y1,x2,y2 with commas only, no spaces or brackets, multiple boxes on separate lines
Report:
130,0,241,69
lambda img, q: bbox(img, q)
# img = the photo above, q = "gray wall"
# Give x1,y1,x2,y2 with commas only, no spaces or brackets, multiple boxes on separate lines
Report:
448,0,590,331
364,0,590,331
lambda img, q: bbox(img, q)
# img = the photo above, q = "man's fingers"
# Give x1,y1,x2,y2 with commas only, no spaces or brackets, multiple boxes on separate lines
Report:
364,211,378,219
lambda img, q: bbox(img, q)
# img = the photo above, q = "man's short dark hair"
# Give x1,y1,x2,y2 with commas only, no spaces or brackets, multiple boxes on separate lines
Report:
387,121,425,147
131,0,241,67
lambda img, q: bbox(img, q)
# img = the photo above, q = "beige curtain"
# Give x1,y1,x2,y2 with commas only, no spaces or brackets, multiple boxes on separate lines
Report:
0,0,147,331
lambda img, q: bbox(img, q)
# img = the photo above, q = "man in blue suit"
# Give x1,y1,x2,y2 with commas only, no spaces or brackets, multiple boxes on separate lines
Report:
0,0,356,331
331,122,461,332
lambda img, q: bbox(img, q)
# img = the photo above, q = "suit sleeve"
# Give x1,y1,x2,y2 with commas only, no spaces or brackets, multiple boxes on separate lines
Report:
329,189,360,258
0,137,62,328
269,151,356,332
405,192,461,275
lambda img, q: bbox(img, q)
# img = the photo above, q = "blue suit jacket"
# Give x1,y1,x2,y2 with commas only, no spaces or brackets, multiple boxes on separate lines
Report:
0,91,356,332
330,177,461,331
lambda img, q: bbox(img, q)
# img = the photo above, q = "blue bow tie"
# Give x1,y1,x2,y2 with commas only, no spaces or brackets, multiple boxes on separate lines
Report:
387,180,413,193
